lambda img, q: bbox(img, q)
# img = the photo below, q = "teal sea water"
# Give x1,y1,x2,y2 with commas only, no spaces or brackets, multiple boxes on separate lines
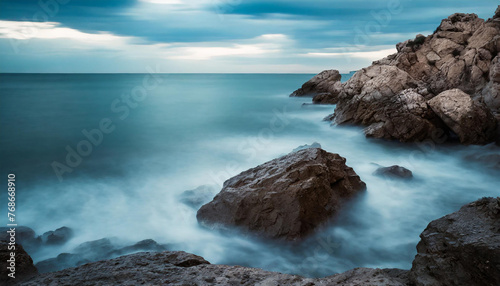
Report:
0,73,499,277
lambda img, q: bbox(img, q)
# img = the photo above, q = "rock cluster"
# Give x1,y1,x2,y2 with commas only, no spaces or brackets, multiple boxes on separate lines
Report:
292,6,500,145
197,148,366,241
13,197,500,285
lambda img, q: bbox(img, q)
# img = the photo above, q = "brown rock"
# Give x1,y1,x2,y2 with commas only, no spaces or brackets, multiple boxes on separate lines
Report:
197,148,366,241
428,89,497,144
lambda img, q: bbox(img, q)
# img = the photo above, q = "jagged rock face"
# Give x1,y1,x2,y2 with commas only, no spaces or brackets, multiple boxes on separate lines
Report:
409,197,500,286
20,250,409,286
197,148,366,241
0,242,38,284
300,6,500,144
290,69,343,101
428,89,497,144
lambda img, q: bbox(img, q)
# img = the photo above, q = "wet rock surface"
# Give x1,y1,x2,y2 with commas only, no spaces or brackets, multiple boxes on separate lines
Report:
197,148,366,241
409,197,500,286
21,251,408,286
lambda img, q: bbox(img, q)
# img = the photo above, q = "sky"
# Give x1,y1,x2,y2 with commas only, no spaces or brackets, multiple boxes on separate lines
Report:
0,0,498,73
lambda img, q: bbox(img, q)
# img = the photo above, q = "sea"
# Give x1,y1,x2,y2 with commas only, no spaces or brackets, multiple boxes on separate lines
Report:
0,73,498,277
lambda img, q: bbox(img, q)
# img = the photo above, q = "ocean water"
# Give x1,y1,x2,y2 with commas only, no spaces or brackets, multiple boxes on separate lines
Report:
0,73,499,277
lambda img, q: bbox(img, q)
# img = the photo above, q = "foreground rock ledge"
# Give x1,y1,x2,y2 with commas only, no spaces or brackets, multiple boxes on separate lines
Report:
19,251,408,286
197,148,366,241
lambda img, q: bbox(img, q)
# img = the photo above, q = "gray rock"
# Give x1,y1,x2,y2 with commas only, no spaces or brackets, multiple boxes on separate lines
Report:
197,148,366,241
409,197,500,286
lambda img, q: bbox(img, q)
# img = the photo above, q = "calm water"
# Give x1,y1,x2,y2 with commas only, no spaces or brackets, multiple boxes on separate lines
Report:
0,73,499,277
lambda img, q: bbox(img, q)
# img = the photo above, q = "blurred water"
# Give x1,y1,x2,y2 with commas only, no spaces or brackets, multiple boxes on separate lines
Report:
0,73,498,277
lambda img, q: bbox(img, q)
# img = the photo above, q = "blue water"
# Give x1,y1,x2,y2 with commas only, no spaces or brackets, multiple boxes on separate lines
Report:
1,73,499,277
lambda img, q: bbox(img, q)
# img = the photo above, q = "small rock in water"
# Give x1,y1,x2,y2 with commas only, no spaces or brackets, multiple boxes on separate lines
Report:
374,165,413,179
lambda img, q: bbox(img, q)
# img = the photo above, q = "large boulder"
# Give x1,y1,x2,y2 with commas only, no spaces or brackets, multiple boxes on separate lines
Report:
428,89,497,144
409,197,500,286
290,70,343,102
197,148,366,241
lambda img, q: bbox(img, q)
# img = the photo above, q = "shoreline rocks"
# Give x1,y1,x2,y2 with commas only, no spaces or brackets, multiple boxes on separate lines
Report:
13,197,500,285
197,148,366,241
292,6,500,145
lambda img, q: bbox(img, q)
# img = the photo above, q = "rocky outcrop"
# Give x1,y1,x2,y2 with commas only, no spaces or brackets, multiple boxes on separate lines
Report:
374,165,413,179
20,251,408,286
409,197,500,286
197,148,366,241
290,70,343,102
293,6,500,145
0,242,38,284
13,197,500,285
428,89,497,144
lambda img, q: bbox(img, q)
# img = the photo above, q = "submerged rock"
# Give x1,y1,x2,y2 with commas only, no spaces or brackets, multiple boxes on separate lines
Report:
197,148,366,241
374,165,413,179
409,197,500,286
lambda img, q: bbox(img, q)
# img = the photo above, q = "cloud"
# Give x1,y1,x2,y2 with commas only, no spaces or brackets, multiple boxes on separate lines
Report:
304,48,397,61
0,0,499,72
